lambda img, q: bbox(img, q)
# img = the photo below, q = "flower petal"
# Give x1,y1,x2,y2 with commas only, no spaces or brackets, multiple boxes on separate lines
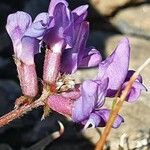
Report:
95,78,109,108
79,48,102,68
97,38,130,94
64,5,88,48
72,5,88,21
61,52,78,73
6,11,32,44
72,80,98,122
19,37,39,64
95,109,124,128
123,81,147,102
61,21,89,73
24,13,52,40
45,2,72,48
83,113,100,129
48,0,69,16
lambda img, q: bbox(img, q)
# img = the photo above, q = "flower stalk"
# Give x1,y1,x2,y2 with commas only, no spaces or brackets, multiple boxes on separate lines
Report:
0,99,44,127
0,88,50,127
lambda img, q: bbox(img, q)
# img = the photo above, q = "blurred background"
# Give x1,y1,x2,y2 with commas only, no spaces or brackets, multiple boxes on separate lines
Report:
0,0,150,149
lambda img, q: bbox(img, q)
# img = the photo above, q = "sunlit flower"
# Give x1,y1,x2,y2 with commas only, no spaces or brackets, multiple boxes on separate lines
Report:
72,79,124,128
97,38,146,102
47,79,124,128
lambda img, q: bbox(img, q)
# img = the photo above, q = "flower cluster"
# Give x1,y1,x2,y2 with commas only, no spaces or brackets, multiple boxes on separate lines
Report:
6,0,146,129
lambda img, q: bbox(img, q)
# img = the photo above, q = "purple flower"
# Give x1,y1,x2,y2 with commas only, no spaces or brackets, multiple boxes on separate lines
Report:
47,79,123,128
6,11,39,65
97,38,146,102
37,0,101,82
6,11,41,97
46,0,88,50
72,79,124,128
61,21,102,73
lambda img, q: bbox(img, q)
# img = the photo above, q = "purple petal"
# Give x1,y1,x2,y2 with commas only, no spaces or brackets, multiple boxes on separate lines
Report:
79,48,102,68
64,5,88,48
72,79,108,123
72,5,88,21
24,13,52,40
45,2,71,48
20,37,39,64
122,81,147,102
125,70,142,83
83,113,101,129
61,52,78,74
95,78,109,108
61,21,89,73
95,109,124,128
72,80,98,122
97,38,130,93
48,0,69,16
6,11,32,44
53,3,70,28
76,22,89,56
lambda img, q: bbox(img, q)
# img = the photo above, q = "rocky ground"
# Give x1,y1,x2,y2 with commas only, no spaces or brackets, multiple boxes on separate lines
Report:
0,0,149,150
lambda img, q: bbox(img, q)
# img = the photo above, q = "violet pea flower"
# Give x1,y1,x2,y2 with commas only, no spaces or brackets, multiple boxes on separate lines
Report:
61,21,102,74
6,11,40,97
72,79,124,128
47,79,124,129
46,0,89,49
97,38,146,102
31,0,73,84
23,0,101,83
42,0,90,83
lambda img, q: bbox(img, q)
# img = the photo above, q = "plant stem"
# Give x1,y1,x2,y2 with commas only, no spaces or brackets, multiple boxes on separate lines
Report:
95,57,150,150
0,86,50,128
0,99,44,127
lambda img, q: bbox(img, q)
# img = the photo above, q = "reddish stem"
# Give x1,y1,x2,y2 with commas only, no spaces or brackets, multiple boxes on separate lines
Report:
0,99,44,127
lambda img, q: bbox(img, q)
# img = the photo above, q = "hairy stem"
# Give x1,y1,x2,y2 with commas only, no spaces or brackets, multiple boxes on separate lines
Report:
0,88,50,128
0,99,44,127
95,57,150,150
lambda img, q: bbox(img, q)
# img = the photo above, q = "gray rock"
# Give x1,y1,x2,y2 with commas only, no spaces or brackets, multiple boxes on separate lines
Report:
111,4,150,39
90,0,146,16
